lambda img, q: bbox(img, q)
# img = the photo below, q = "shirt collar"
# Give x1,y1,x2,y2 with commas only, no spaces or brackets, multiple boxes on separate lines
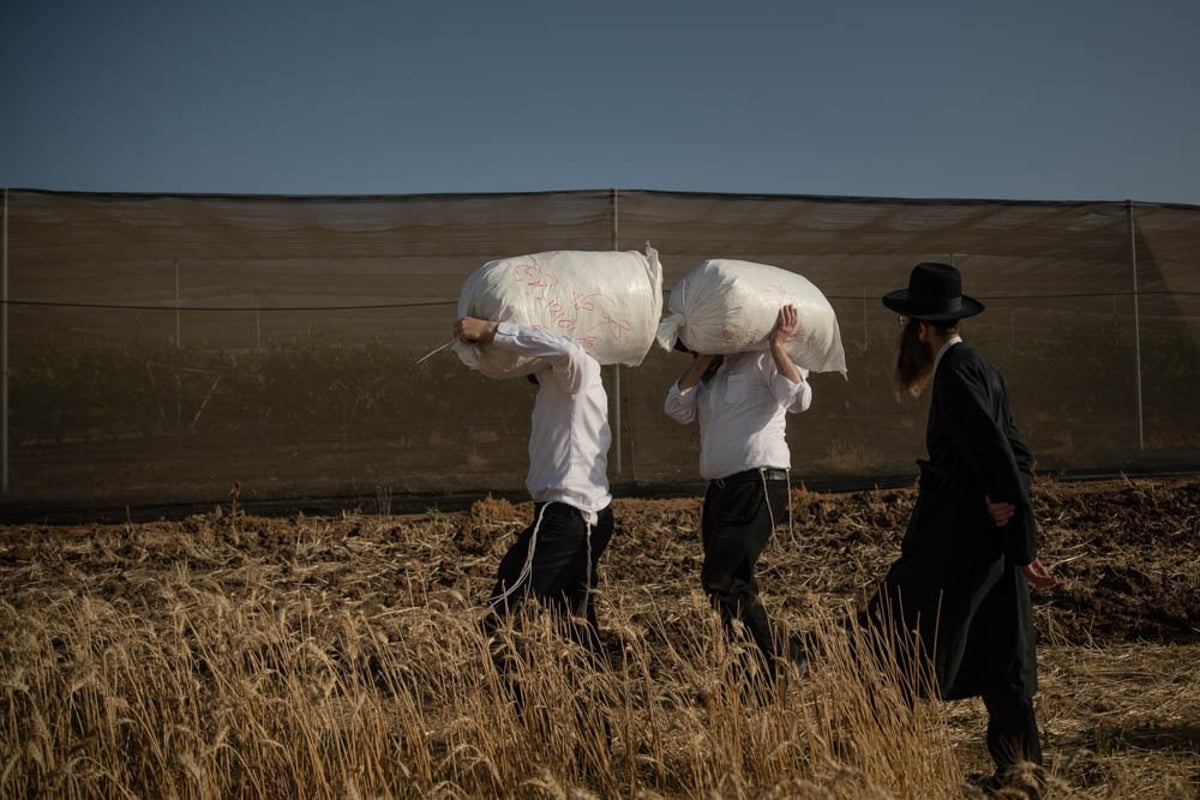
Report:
933,335,963,374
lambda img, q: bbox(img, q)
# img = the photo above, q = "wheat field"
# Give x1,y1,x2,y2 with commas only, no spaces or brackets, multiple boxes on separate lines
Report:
2,478,1198,798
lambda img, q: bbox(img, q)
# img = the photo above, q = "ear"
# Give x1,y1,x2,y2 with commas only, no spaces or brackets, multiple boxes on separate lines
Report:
916,321,933,343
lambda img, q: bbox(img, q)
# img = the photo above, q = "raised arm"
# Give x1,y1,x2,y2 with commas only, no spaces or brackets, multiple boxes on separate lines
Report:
664,353,718,424
763,305,812,412
678,353,719,391
769,305,803,385
455,317,593,392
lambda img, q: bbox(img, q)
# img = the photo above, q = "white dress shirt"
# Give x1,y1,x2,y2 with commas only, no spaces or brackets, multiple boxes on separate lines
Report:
933,334,963,374
492,321,612,517
664,350,812,481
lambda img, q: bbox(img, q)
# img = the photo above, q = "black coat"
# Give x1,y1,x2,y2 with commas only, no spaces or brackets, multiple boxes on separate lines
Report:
869,342,1039,701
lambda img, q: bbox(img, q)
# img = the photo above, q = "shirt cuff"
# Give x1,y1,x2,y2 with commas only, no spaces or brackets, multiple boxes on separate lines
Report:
772,372,811,408
493,320,519,344
771,371,801,396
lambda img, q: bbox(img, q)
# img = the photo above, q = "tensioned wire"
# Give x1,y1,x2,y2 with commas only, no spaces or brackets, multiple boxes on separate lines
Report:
2,289,1196,312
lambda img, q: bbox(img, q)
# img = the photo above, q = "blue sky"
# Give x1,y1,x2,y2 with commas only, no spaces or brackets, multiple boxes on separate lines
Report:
3,0,1198,204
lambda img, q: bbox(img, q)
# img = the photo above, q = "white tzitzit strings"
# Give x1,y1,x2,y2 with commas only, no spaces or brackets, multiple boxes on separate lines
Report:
579,521,594,618
761,468,796,548
492,502,552,606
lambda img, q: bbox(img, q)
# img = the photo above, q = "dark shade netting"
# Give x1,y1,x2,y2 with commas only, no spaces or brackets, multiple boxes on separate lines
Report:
3,188,1198,514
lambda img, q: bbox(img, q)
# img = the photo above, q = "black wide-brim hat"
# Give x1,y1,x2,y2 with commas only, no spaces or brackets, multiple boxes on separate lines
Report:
882,262,984,321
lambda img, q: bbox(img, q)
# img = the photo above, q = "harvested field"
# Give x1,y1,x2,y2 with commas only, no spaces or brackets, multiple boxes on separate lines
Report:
1,476,1198,798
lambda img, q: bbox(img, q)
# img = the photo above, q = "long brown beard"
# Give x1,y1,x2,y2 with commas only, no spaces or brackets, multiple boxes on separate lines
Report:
893,320,935,399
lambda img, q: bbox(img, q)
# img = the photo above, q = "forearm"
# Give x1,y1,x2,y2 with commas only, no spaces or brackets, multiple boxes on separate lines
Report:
769,340,802,384
764,343,809,412
490,321,577,360
677,355,717,391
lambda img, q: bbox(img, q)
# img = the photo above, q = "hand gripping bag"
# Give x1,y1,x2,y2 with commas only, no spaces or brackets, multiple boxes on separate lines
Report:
455,246,664,379
656,259,847,375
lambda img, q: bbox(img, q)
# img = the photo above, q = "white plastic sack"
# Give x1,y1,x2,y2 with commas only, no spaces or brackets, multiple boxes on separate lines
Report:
455,246,664,379
657,259,847,375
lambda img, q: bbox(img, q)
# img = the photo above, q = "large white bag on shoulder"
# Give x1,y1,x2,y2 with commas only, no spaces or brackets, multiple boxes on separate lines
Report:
455,246,664,379
657,259,847,375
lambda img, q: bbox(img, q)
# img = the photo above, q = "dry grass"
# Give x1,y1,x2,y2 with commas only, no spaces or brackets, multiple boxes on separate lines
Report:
1,478,1198,798
0,574,954,797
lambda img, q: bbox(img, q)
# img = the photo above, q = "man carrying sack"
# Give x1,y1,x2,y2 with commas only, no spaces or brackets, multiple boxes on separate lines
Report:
454,317,615,706
665,304,812,687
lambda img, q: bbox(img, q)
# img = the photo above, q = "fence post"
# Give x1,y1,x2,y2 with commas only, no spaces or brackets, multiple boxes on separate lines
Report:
174,258,181,348
861,286,867,345
174,258,182,446
611,188,622,474
1127,200,1145,451
2,188,8,495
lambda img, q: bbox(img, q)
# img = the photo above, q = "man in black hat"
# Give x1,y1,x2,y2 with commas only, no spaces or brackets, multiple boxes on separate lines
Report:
865,262,1057,790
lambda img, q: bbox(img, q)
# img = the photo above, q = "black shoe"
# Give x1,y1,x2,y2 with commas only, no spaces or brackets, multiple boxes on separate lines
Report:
783,633,809,678
970,764,1046,800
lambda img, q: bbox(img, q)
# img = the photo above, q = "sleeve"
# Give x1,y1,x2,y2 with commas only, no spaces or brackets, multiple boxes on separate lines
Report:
757,354,812,413
664,381,697,424
491,321,593,394
938,361,1038,565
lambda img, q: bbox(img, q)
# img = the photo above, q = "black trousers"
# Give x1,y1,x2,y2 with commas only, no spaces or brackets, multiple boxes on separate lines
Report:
484,502,614,656
701,469,790,670
856,603,1044,773
983,686,1043,770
